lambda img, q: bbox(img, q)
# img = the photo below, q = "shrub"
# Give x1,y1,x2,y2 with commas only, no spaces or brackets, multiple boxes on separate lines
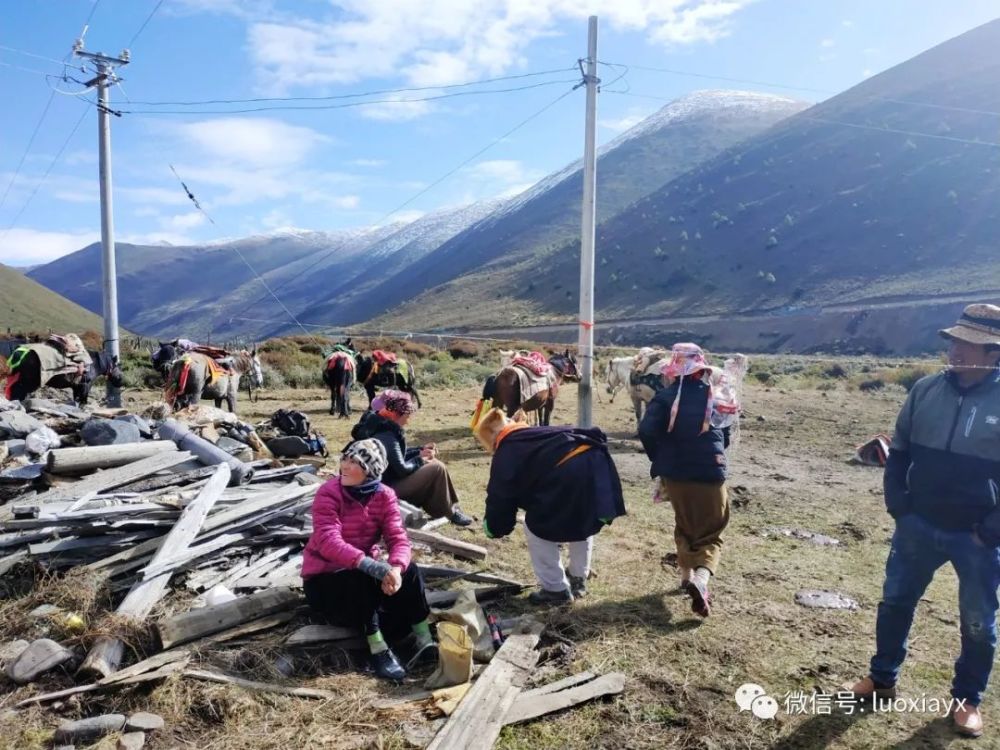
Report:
859,379,885,392
824,364,848,379
447,339,480,359
890,365,936,392
753,371,773,384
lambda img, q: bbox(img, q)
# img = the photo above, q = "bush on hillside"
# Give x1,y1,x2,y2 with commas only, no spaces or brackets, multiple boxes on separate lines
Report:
447,339,480,359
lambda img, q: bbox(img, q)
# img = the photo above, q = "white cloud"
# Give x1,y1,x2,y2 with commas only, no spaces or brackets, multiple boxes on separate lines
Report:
351,159,387,167
245,1,752,95
455,159,544,203
164,211,207,231
118,186,192,207
330,195,360,210
171,118,331,169
385,209,425,225
0,227,99,265
841,19,854,28
820,38,835,48
862,69,873,78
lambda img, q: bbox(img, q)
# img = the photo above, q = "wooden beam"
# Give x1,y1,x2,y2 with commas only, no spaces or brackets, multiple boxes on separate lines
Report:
426,626,542,750
182,669,334,699
285,624,358,646
79,464,231,679
156,586,302,650
408,528,487,562
426,585,524,609
114,465,219,493
46,442,179,476
505,673,626,725
40,450,192,502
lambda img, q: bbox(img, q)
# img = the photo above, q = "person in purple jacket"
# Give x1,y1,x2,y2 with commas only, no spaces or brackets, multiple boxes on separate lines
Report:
301,438,436,681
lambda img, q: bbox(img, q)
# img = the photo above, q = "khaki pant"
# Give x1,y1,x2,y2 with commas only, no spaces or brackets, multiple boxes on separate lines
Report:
660,478,729,574
388,459,459,519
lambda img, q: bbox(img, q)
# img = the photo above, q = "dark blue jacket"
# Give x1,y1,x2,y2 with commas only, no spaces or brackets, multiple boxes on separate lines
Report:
350,411,424,483
485,426,626,543
884,368,1000,544
638,377,728,483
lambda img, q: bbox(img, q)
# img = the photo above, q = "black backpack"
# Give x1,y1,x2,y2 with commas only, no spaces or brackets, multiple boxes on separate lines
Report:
271,409,310,438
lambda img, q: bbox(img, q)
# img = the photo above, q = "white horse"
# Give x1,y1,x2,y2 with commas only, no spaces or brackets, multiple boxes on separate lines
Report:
605,357,634,402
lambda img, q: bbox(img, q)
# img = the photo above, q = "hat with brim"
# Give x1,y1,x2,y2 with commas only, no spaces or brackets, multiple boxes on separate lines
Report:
940,304,1000,346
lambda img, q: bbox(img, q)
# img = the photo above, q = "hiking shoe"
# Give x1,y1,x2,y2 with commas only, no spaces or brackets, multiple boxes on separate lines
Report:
841,676,897,700
953,703,984,738
527,588,573,606
685,579,711,617
678,567,692,591
370,649,406,682
569,575,588,598
405,640,439,671
449,508,474,527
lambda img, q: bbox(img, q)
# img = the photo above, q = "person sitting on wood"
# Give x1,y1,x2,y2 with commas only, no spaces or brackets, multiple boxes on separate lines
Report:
352,389,473,526
474,407,626,605
301,438,438,681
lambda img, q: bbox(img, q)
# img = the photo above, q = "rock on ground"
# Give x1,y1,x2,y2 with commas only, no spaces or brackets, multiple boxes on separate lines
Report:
53,714,127,743
0,411,45,439
118,731,146,750
81,418,142,446
5,638,74,684
126,712,165,732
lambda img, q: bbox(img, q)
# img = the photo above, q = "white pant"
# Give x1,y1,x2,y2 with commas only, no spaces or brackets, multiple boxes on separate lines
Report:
524,524,593,592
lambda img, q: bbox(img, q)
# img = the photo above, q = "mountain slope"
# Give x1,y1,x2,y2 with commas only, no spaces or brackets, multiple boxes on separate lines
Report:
372,20,1000,338
287,90,807,330
0,263,108,334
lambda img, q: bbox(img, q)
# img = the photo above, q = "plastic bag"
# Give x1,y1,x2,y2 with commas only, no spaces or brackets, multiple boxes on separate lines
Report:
25,427,60,456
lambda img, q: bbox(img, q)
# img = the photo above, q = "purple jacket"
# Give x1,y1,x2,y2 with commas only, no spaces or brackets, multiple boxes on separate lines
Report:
301,476,411,578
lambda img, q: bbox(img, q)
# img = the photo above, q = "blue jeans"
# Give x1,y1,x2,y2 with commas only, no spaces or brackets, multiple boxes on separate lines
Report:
870,513,1000,705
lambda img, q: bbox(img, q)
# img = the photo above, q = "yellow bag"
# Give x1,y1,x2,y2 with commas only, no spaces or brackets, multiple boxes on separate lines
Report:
424,621,473,689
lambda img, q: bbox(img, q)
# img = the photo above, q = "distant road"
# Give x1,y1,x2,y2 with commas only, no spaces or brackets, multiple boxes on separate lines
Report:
461,289,1000,338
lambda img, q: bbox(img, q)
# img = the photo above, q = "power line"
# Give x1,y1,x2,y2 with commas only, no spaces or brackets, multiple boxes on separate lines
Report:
599,60,1000,118
0,102,92,243
605,90,1000,150
0,44,74,69
0,90,57,216
226,84,580,326
127,66,579,106
119,78,580,115
127,0,165,49
0,59,57,78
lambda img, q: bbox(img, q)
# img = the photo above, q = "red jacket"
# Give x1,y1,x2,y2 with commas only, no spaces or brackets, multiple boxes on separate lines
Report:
301,476,411,578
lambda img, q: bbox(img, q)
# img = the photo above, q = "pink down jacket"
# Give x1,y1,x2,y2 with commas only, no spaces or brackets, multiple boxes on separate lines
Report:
301,476,411,579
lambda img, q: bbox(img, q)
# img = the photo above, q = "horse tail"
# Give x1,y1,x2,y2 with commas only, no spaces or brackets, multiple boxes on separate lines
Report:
482,374,497,401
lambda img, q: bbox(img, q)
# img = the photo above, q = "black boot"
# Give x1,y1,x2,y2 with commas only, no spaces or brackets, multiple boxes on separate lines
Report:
370,648,406,681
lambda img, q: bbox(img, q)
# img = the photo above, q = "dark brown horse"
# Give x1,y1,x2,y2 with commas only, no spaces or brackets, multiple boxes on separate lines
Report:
3,345,123,406
355,352,421,409
322,339,357,418
482,350,579,426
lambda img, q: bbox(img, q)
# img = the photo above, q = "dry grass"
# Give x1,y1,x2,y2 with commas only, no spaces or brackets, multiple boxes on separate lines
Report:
1,361,990,749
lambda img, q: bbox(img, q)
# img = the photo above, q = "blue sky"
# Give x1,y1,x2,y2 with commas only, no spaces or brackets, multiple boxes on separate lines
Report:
0,0,997,266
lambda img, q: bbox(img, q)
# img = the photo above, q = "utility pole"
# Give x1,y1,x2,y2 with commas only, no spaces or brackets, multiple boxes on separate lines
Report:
75,42,129,407
577,16,599,427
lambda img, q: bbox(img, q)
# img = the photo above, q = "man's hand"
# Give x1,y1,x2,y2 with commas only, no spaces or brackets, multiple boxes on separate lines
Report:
382,566,403,595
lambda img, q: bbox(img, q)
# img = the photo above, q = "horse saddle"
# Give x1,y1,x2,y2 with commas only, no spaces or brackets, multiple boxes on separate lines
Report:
372,349,397,366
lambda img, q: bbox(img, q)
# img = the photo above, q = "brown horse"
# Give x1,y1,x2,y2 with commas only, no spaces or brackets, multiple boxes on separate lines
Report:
165,350,263,413
482,350,579,426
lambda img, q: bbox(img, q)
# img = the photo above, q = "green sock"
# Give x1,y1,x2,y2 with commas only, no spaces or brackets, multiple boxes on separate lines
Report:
412,620,432,646
367,630,388,654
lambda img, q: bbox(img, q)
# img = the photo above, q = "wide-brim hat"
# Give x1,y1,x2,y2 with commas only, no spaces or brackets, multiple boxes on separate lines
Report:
940,304,1000,346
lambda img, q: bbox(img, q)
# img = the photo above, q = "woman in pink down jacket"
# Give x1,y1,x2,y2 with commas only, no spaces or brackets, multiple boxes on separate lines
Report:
302,438,437,681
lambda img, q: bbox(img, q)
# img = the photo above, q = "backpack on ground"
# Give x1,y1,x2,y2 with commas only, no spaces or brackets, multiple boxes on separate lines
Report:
271,409,310,438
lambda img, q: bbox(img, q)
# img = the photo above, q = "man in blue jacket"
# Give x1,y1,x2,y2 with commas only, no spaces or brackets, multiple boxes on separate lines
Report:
848,304,1000,738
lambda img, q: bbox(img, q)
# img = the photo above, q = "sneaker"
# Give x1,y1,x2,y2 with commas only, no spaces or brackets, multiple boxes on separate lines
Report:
405,640,439,671
569,575,588,598
840,676,897,701
449,508,474,527
370,649,406,681
527,587,573,606
685,578,711,617
952,703,984,738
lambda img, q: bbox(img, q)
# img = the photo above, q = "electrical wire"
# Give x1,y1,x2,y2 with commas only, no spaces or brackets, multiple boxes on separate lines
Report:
0,44,72,68
599,60,1000,118
604,90,1000,149
0,102,92,243
118,78,580,115
225,84,580,324
127,0,165,49
0,90,57,215
128,66,580,106
0,59,57,78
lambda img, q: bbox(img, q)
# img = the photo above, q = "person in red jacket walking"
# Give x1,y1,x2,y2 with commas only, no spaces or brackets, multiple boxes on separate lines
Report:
302,438,436,681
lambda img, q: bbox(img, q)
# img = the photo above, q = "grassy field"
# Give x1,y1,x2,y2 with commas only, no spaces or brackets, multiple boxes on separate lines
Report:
0,264,108,334
2,365,992,749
